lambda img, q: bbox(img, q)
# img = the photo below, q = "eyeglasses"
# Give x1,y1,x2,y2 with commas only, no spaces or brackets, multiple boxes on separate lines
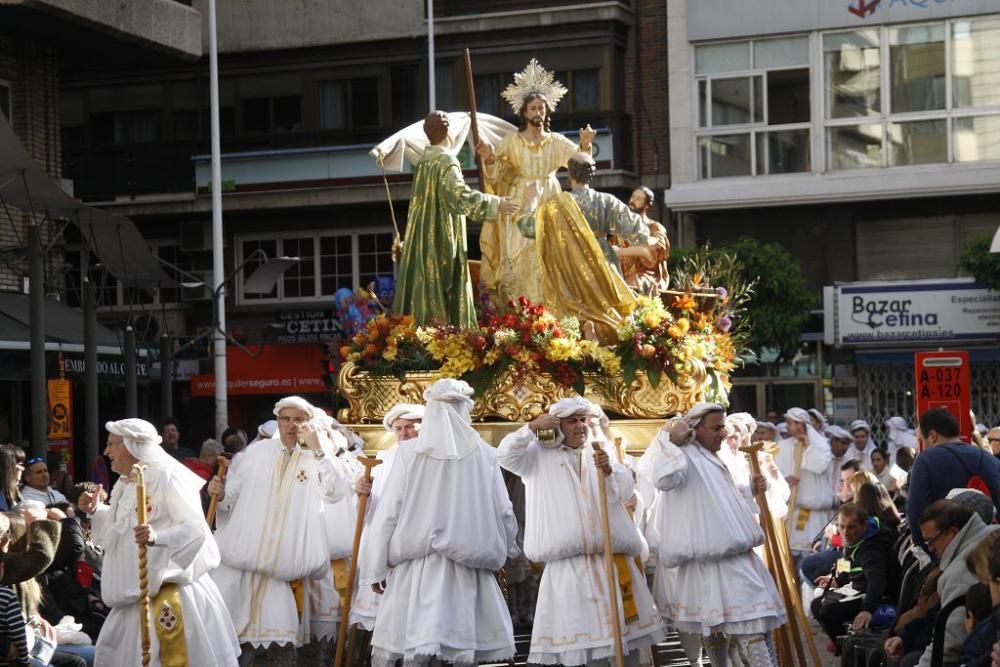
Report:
923,531,948,550
277,416,309,425
25,457,44,467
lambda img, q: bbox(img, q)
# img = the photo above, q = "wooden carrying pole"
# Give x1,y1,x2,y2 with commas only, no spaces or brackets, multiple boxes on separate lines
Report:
740,442,821,666
334,456,382,667
463,48,487,189
593,443,626,667
133,463,152,666
785,435,805,534
205,455,230,527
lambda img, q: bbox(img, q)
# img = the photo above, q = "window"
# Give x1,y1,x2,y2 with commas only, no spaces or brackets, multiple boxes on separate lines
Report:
90,110,162,144
242,96,302,134
824,16,1000,172
554,70,602,113
0,80,9,122
237,229,395,304
474,74,505,117
391,64,420,125
64,243,195,308
695,35,811,178
318,79,379,129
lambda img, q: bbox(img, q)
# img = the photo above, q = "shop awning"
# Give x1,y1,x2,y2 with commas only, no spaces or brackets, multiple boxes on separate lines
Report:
0,292,122,353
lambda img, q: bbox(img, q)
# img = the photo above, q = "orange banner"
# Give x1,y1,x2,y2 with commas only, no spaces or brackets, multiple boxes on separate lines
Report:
47,378,72,440
190,344,326,397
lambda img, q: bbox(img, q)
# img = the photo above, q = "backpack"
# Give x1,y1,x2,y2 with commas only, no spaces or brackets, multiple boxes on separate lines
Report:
941,445,992,498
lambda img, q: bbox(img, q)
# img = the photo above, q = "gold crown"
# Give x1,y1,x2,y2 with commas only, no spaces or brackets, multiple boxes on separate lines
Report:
501,59,568,114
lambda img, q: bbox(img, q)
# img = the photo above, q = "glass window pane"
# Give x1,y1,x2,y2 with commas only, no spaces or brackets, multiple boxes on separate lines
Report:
350,78,379,128
954,115,1000,162
952,18,1000,109
572,69,600,112
824,30,881,119
698,80,708,128
767,68,810,124
887,119,947,166
828,123,883,170
754,36,809,69
695,42,750,75
698,134,751,177
755,129,811,174
319,81,346,129
711,77,752,126
273,96,302,133
889,24,946,113
753,76,763,123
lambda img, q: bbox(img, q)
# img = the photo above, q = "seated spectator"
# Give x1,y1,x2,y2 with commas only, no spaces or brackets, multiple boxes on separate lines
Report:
811,502,902,645
20,457,68,506
957,582,994,667
183,439,222,481
888,500,997,667
221,428,248,457
886,565,942,664
0,446,22,511
856,480,903,531
46,452,74,500
906,408,1000,550
800,459,864,587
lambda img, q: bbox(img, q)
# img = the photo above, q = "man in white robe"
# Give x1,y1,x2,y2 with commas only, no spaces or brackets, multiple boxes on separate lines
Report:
775,407,835,556
350,402,425,632
653,403,786,667
78,418,240,666
208,395,351,665
885,416,918,462
357,379,518,667
848,419,879,466
498,396,665,667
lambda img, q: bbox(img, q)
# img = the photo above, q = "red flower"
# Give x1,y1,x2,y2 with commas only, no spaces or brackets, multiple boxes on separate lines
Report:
471,335,487,351
505,344,520,357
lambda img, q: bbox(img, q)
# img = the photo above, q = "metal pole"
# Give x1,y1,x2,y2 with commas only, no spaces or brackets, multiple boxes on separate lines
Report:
160,334,173,419
124,325,137,416
28,223,47,458
83,277,99,472
427,0,436,111
208,0,228,439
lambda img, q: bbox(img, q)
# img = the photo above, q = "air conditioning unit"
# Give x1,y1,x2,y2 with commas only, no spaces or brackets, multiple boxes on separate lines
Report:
179,222,212,252
181,270,213,302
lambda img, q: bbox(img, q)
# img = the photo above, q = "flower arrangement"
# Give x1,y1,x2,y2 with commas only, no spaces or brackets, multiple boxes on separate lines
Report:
338,313,436,378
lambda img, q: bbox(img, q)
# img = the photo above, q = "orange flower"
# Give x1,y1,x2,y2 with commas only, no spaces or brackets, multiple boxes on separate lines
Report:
667,325,683,339
362,343,380,357
672,294,697,311
695,313,712,330
339,345,353,360
692,272,703,286
639,344,657,358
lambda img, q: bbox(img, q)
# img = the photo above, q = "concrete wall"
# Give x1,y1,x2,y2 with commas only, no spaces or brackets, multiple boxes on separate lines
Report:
198,0,424,53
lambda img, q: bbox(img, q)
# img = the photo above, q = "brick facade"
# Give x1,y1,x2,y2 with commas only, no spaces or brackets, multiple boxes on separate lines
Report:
623,0,670,195
0,35,63,294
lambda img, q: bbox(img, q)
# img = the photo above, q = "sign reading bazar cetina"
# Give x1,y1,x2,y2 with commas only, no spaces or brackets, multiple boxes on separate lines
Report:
826,278,1000,346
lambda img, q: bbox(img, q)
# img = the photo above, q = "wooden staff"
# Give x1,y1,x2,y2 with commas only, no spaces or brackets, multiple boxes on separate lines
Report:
593,442,626,667
205,456,230,527
463,48,487,189
334,456,382,667
785,435,805,534
740,442,822,666
133,463,152,666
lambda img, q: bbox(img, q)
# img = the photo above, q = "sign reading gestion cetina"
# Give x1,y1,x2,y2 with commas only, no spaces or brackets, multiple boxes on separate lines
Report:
827,278,1000,346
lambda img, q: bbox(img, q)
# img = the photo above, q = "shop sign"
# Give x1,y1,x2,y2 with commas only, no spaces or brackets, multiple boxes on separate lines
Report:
914,350,971,444
271,310,343,344
61,354,150,379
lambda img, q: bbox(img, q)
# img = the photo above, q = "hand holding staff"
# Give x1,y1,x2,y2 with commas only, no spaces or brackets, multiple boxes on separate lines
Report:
132,463,152,667
206,456,230,527
592,442,625,667
334,456,382,667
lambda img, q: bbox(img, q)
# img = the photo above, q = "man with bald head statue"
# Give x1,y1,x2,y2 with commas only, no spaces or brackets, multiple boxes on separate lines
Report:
498,397,664,667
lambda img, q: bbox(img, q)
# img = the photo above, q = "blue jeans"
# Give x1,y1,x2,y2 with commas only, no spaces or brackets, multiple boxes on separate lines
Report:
801,547,839,585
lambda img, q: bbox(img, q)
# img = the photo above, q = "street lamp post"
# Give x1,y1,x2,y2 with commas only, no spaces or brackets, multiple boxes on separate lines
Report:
208,0,226,439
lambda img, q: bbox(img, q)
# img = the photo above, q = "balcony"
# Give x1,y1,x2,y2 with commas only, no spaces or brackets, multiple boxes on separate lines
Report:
431,0,630,17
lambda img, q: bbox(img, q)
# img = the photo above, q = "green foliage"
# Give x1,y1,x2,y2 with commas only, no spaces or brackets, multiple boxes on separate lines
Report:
959,235,1000,290
668,238,814,360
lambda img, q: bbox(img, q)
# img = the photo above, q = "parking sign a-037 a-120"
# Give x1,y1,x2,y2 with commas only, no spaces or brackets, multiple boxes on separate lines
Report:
914,350,971,446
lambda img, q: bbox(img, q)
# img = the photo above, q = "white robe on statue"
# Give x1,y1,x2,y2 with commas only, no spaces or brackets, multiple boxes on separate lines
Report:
211,435,349,648
92,465,240,666
652,432,786,637
350,445,399,631
775,429,835,553
498,426,666,666
357,431,518,665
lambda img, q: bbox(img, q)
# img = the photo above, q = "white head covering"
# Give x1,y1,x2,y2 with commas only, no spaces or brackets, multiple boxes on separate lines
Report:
273,395,314,416
887,416,918,451
825,425,853,442
250,420,277,445
755,421,779,439
412,379,481,460
548,396,594,419
976,423,989,436
808,408,828,430
382,403,425,432
784,407,811,424
105,418,207,517
684,402,725,427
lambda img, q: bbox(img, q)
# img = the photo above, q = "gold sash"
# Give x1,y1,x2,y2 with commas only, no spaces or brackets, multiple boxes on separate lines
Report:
795,507,811,532
612,554,639,625
290,579,305,619
332,559,349,609
153,584,189,667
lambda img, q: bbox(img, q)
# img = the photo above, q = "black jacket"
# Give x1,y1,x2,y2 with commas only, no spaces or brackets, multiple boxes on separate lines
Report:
835,519,902,613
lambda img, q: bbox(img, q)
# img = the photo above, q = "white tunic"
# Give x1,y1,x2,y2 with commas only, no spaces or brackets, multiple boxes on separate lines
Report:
358,439,518,666
211,436,348,648
775,433,835,552
498,426,665,666
652,433,786,637
92,466,240,666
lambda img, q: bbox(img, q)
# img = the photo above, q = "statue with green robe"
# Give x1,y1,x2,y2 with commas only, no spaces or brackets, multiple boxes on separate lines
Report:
393,111,517,328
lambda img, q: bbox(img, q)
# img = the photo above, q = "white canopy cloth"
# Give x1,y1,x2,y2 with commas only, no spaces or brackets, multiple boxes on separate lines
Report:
370,112,517,172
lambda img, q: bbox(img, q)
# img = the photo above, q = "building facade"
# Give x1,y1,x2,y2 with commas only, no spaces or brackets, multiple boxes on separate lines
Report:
663,0,1000,436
